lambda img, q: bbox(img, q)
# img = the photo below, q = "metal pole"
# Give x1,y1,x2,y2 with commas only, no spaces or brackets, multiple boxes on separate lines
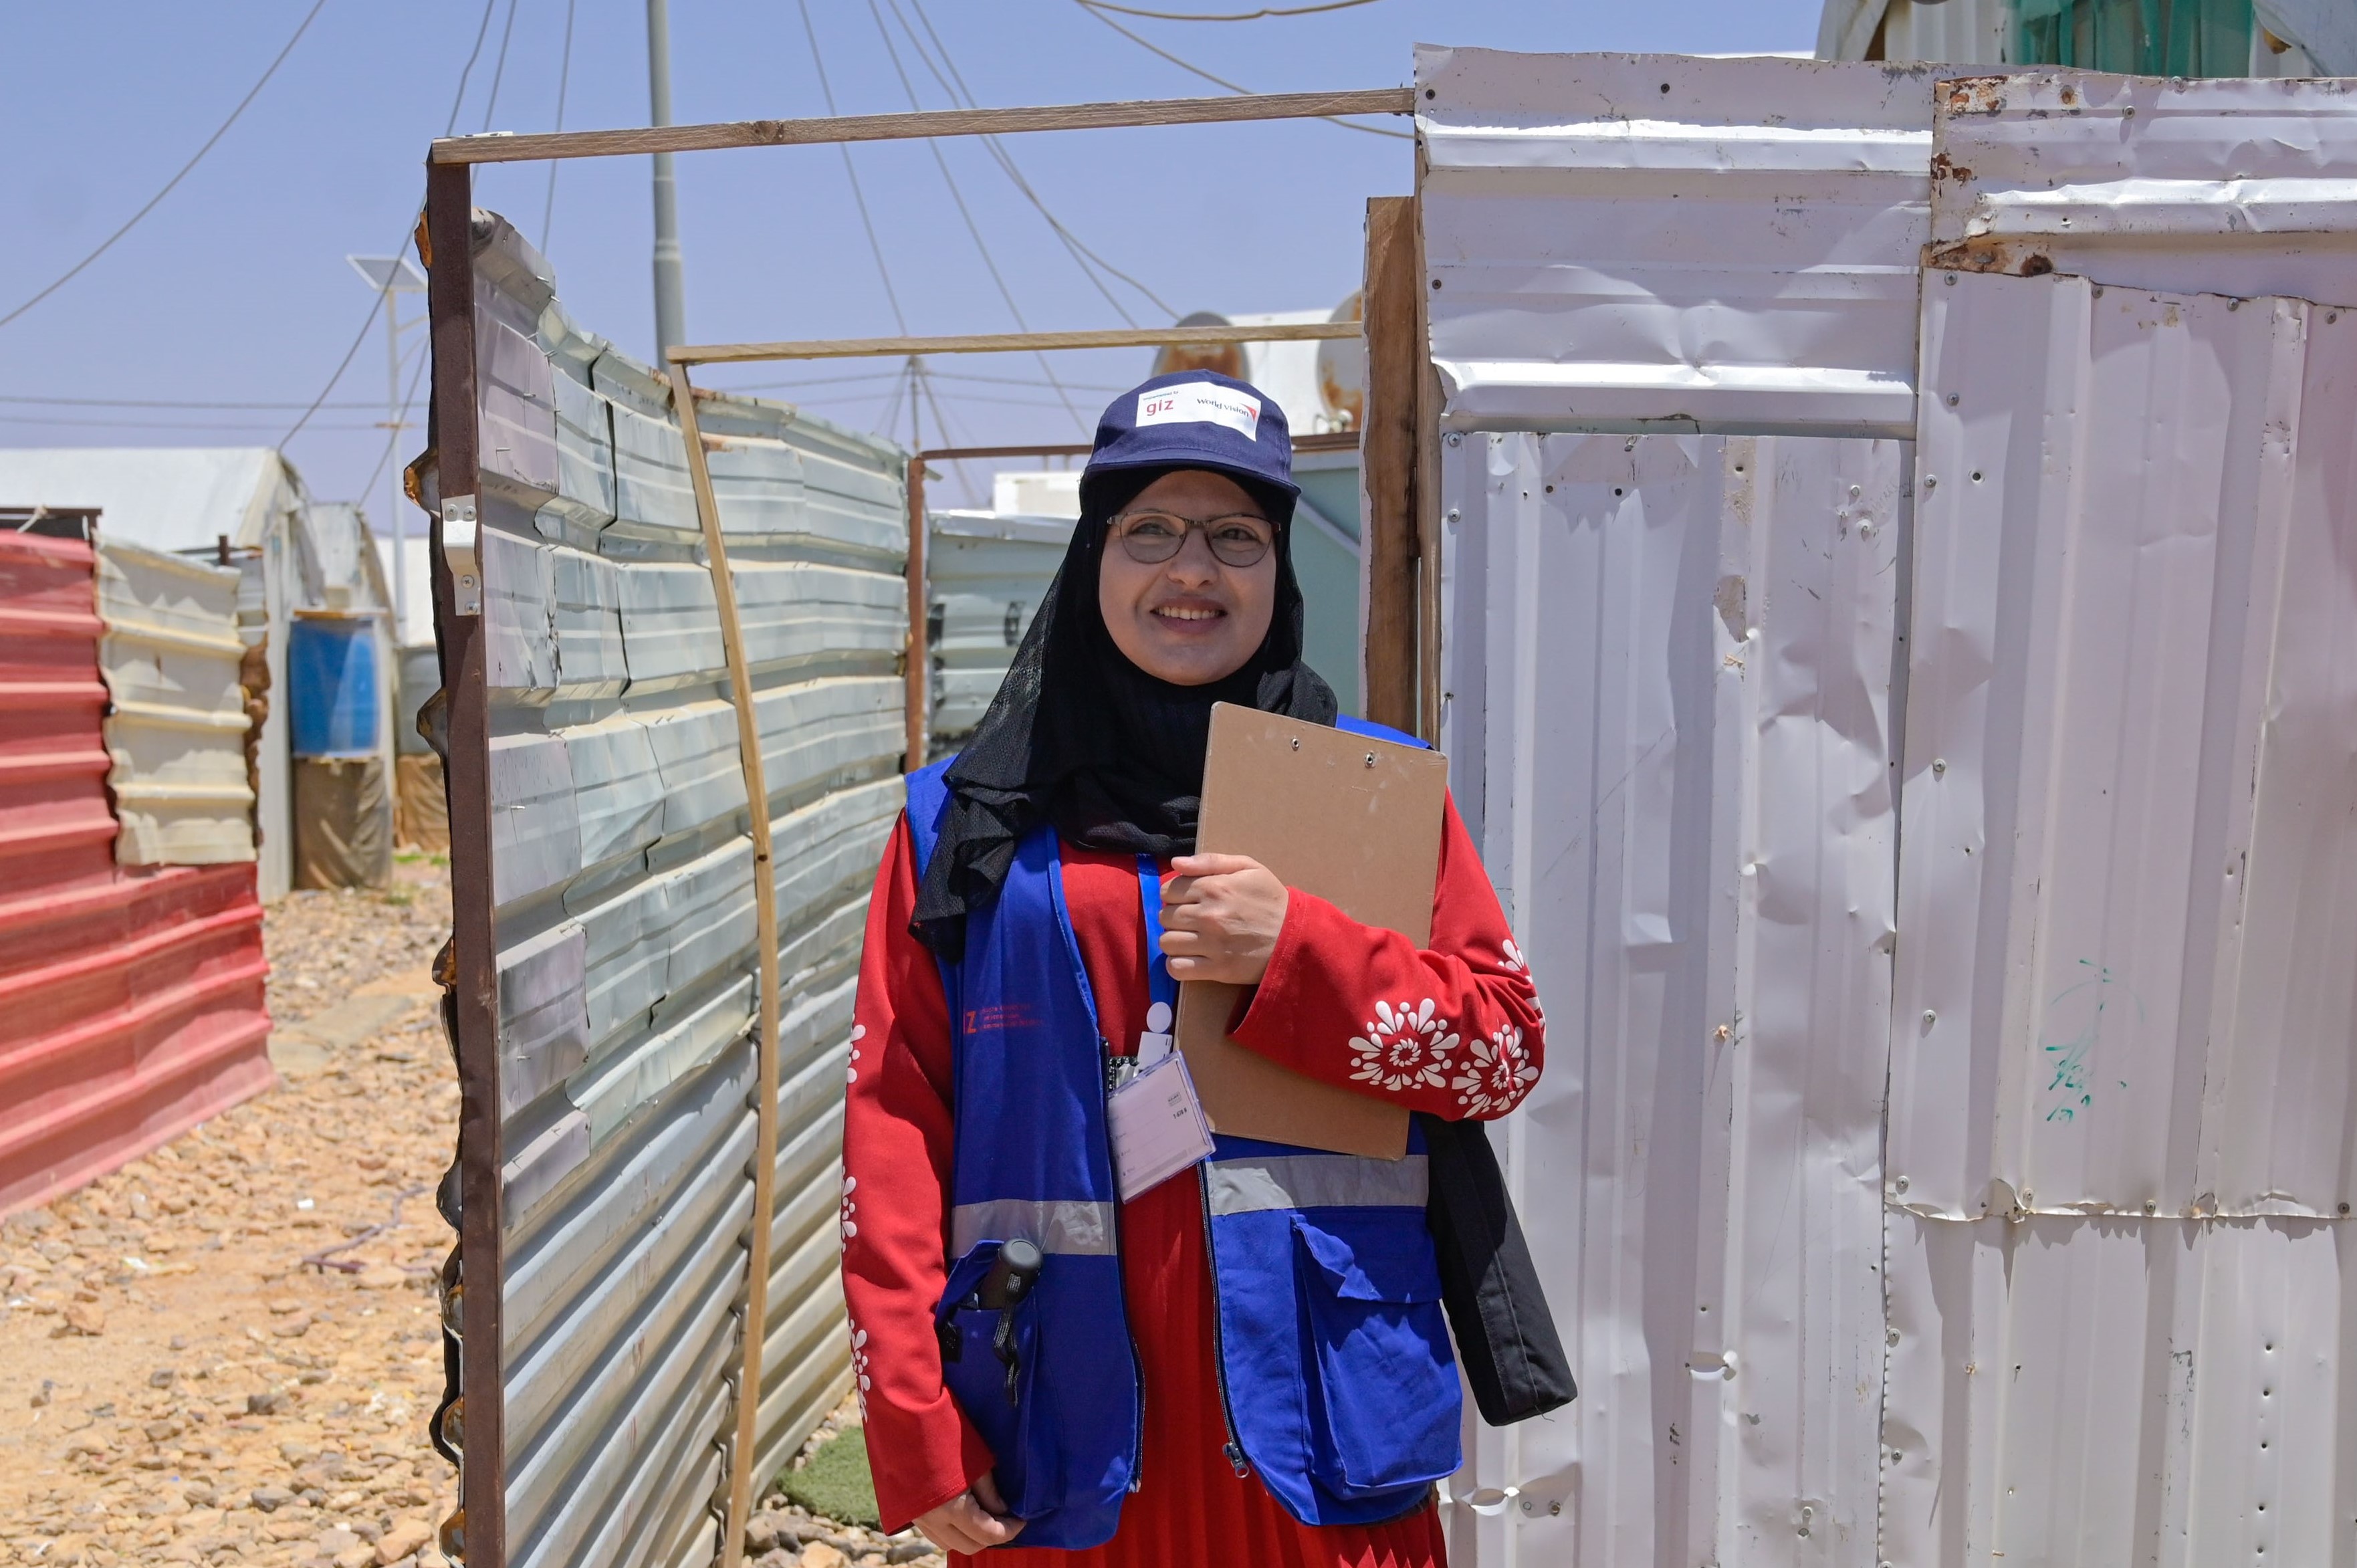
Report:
647,0,687,356
905,453,927,771
386,282,407,640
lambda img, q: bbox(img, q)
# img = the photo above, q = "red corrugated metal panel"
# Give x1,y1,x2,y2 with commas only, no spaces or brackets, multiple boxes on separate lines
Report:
0,532,272,1217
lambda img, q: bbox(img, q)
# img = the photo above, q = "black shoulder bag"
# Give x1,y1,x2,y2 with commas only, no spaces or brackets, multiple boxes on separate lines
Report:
1417,1112,1577,1426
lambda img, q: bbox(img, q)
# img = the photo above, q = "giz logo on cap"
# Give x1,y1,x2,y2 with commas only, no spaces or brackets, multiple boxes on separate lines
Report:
1137,382,1261,441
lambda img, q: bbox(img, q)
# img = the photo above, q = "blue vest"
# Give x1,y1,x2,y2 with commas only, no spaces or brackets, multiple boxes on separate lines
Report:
906,716,1461,1547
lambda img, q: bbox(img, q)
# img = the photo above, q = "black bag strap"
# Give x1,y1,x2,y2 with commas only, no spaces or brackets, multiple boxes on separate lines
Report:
1418,1112,1577,1427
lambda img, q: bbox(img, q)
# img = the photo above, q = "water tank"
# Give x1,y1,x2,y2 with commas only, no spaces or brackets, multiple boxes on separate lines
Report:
288,615,380,758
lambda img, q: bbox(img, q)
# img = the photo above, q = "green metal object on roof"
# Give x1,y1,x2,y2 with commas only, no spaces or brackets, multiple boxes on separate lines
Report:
2015,0,2254,75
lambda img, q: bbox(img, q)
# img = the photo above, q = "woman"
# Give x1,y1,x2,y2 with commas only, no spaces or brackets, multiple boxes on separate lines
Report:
843,370,1544,1566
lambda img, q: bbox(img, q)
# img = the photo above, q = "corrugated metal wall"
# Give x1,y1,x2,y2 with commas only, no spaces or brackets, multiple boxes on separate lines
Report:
454,215,905,1568
1882,85,2357,1563
1424,48,1926,1568
1430,51,2357,1568
0,531,271,1216
925,509,1067,746
95,540,257,866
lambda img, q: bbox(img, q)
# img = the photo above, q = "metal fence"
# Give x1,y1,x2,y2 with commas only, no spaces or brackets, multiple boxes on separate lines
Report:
442,213,906,1568
1427,50,2357,1568
0,531,271,1216
923,508,1067,746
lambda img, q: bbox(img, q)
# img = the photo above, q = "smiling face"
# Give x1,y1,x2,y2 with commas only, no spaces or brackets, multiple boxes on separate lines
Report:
1096,468,1280,687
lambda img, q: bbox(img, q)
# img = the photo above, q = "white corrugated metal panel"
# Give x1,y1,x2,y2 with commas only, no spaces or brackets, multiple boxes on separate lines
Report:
1885,263,2357,1567
464,212,906,1568
1894,269,2357,1224
1417,47,1934,437
925,509,1069,744
93,540,255,865
1440,428,1902,1568
1930,72,2357,304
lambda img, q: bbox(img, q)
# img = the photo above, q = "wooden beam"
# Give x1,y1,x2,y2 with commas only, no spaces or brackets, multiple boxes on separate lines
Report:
1359,195,1421,736
905,455,929,770
431,87,1415,165
426,156,508,1568
1414,213,1444,745
672,360,784,1568
675,321,1358,367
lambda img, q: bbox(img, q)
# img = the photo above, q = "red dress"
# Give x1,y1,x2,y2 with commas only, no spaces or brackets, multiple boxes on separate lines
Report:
841,796,1544,1567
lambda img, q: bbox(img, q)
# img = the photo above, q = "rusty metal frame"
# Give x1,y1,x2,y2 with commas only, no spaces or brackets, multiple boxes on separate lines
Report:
422,84,1417,1568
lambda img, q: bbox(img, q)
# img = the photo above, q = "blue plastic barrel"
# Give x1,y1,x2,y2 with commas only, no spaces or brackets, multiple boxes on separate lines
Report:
288,617,380,758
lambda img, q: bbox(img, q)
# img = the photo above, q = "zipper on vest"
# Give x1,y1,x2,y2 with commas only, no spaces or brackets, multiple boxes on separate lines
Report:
1103,1036,1148,1494
1194,1163,1252,1479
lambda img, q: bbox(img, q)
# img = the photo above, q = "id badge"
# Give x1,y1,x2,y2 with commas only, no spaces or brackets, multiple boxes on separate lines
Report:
1107,1051,1216,1202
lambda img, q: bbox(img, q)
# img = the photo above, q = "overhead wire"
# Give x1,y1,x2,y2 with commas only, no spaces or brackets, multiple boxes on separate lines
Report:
541,0,581,251
796,0,911,336
281,0,506,449
1082,0,1379,14
895,0,1177,322
1072,0,1412,138
0,0,332,332
863,0,1087,433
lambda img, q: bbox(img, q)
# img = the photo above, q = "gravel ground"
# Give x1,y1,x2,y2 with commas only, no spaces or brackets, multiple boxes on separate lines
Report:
0,857,941,1568
0,859,457,1568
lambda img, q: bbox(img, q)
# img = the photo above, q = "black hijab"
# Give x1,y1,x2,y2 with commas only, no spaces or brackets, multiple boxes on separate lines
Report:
910,465,1338,956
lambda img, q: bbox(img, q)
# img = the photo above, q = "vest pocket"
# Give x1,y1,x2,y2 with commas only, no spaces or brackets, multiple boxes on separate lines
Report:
936,1242,1063,1517
1291,1214,1463,1498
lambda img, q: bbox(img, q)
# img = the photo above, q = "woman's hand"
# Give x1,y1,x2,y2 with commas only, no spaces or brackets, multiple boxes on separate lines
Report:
913,1471,1025,1555
1161,854,1289,986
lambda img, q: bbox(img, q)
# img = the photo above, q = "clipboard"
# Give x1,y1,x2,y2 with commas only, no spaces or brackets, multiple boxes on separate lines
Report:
1173,704,1448,1161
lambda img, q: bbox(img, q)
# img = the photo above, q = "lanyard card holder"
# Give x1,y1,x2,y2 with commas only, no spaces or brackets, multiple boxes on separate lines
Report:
1106,857,1214,1200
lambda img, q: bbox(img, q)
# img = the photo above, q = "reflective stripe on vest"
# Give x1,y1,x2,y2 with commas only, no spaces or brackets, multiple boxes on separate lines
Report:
947,1198,1118,1257
1204,1153,1429,1216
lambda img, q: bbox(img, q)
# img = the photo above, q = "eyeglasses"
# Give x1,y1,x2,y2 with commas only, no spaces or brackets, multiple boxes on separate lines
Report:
1109,509,1276,568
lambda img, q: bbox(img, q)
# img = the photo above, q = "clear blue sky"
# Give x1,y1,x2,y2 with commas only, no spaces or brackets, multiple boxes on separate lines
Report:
4,1,1819,515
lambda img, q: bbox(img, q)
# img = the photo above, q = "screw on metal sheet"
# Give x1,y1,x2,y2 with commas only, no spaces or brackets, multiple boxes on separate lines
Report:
1922,1010,1938,1027
2229,300,2241,310
1446,432,1462,447
1550,1502,1562,1517
2330,312,2340,324
1659,81,1670,92
2341,1202,2351,1214
1290,738,1300,750
2144,1200,2158,1214
1895,1175,1910,1193
1849,484,1862,499
1887,1329,1902,1347
1625,437,1638,451
1859,522,1874,537
1431,277,1443,290
1972,471,1984,482
1932,758,1947,775
1946,393,1960,407
1944,272,1957,286
1924,475,1937,490
1446,508,1461,524
1424,86,1436,100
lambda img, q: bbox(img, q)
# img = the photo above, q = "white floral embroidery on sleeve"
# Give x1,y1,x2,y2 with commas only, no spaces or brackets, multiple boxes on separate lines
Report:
838,1173,859,1242
1453,1024,1539,1117
846,1022,867,1085
849,1321,873,1418
1349,998,1460,1092
1498,939,1528,975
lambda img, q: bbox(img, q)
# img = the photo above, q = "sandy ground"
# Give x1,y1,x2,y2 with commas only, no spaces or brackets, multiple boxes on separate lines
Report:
0,857,944,1568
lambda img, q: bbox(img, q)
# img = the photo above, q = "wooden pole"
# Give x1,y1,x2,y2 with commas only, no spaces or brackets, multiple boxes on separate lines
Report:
671,362,783,1568
1414,207,1444,745
905,455,928,771
673,320,1357,368
431,86,1414,165
427,157,507,1568
1359,195,1421,736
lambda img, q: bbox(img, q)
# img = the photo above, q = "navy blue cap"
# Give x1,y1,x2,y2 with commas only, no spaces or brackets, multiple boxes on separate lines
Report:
1080,370,1297,514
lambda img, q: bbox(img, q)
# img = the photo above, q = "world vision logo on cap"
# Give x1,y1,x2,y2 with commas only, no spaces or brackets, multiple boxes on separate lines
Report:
1137,382,1261,441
